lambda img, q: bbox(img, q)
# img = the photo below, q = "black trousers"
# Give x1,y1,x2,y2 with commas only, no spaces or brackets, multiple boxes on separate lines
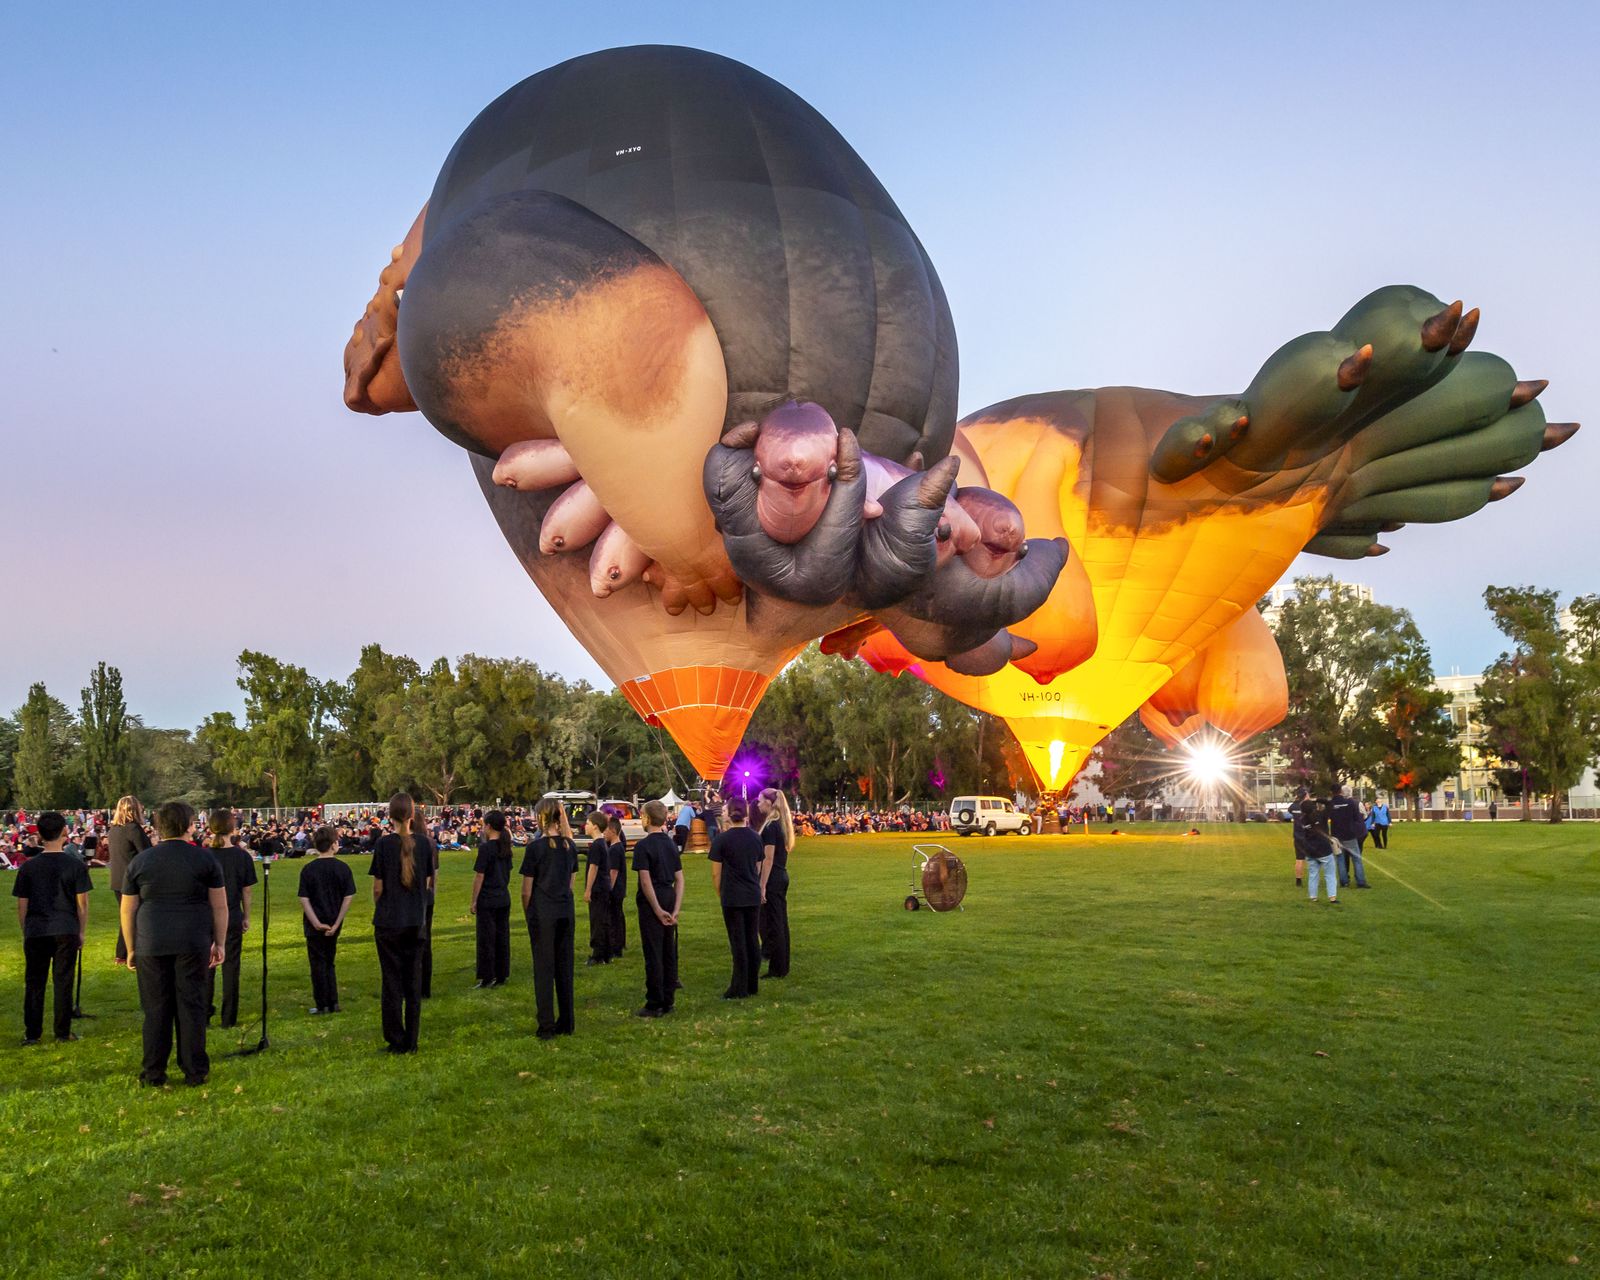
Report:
587,890,611,961
637,900,678,1012
208,924,246,1027
113,891,128,963
137,951,211,1083
1371,824,1389,848
526,911,575,1034
607,882,627,957
374,926,423,1051
760,881,790,978
722,902,761,998
420,901,435,997
305,929,341,1011
23,934,77,1041
475,905,511,983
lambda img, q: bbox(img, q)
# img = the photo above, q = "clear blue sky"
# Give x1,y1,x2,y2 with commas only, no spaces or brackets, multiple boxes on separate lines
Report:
3,0,1595,727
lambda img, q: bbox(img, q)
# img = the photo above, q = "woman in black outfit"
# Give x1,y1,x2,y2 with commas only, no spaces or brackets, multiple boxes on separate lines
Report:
106,795,150,966
520,799,577,1039
369,793,433,1054
413,808,437,998
470,809,513,987
708,798,768,1000
756,787,793,979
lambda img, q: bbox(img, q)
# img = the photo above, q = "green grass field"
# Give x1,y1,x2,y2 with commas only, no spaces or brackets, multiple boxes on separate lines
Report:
1,823,1596,1278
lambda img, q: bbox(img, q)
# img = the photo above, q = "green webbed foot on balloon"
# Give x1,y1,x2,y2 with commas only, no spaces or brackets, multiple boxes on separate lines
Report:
1147,284,1579,557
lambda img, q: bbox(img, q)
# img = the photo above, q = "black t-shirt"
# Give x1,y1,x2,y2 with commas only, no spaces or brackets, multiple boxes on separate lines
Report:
519,835,577,919
760,819,789,886
607,838,628,899
12,851,92,938
472,836,514,910
368,834,431,930
709,826,765,908
631,831,682,908
297,856,357,936
585,837,610,895
124,840,224,956
214,844,258,926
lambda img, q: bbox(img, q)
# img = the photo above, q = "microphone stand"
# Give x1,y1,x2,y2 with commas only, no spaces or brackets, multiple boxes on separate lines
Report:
71,944,94,1020
231,858,270,1057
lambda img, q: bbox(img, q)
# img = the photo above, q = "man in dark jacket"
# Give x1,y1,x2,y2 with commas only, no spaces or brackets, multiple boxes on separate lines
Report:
1328,783,1371,889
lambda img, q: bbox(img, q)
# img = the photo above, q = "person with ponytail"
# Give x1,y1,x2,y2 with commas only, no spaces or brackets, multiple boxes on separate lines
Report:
369,793,432,1053
469,809,514,988
205,809,257,1027
519,799,578,1038
756,788,794,979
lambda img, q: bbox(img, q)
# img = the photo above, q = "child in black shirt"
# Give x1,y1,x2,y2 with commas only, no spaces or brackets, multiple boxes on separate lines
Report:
298,826,356,1014
631,800,683,1017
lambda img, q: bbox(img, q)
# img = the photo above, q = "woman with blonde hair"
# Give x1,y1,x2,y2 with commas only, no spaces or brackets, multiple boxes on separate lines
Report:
106,796,150,966
756,788,794,979
205,808,257,1028
369,793,432,1053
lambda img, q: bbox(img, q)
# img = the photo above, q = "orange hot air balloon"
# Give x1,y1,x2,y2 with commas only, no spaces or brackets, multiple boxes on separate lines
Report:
1193,607,1289,742
854,281,1575,791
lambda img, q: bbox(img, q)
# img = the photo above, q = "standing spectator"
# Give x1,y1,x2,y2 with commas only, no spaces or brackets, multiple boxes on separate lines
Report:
1488,799,1498,821
121,802,227,1086
1291,789,1339,905
206,809,257,1027
469,809,514,988
13,812,90,1045
412,808,438,999
520,799,577,1040
581,811,612,966
1368,798,1391,848
105,796,150,966
756,788,793,980
369,794,432,1054
606,815,629,961
632,801,682,1018
708,798,768,1000
1328,784,1371,890
297,826,355,1014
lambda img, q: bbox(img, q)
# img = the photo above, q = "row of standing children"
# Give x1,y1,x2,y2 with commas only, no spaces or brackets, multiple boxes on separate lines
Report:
111,787,799,1076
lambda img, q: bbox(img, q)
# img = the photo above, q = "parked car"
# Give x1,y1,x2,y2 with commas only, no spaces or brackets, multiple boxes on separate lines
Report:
598,799,647,843
948,795,1031,836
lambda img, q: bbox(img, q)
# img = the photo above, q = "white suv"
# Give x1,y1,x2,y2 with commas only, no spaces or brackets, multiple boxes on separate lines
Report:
949,796,1031,836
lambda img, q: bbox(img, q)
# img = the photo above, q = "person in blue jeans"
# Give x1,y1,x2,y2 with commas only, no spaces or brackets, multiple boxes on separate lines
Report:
1328,784,1371,889
1292,788,1339,905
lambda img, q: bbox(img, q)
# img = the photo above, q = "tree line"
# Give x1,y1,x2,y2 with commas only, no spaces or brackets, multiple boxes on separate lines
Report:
0,645,1022,813
4,582,1596,820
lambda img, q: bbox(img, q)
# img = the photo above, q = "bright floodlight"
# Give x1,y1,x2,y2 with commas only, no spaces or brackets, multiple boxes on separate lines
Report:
1186,740,1231,786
